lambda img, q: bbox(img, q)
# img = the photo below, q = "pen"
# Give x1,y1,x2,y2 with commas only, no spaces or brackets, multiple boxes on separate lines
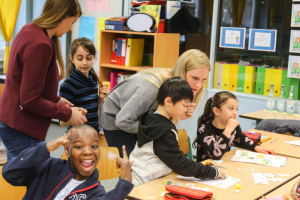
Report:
271,138,278,143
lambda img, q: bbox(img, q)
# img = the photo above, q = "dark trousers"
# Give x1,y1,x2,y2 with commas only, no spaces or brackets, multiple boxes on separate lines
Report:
0,121,42,160
103,129,137,158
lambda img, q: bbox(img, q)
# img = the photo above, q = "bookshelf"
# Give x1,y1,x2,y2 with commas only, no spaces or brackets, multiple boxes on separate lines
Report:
99,30,180,82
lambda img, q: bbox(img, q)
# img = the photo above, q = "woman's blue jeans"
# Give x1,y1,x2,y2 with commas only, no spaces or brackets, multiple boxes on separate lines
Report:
0,121,42,160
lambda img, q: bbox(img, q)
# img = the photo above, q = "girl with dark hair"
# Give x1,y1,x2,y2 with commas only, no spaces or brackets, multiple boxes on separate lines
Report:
59,38,109,132
0,0,87,160
193,91,277,162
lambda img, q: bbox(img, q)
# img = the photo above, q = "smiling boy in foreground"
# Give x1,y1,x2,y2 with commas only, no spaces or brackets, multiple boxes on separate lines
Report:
2,124,134,200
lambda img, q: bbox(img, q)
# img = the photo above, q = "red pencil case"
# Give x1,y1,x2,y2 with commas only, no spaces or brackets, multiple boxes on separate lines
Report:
164,185,213,200
242,131,261,143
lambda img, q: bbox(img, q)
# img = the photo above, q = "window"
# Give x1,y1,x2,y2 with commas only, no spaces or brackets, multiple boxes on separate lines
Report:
0,31,4,52
213,0,297,99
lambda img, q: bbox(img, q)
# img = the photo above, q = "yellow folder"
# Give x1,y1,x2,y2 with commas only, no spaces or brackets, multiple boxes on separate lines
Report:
244,66,256,94
125,38,145,67
273,69,283,97
229,64,239,91
264,68,275,96
222,64,230,90
214,62,223,89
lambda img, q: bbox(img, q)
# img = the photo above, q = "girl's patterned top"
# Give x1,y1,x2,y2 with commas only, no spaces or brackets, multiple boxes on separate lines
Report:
196,120,258,162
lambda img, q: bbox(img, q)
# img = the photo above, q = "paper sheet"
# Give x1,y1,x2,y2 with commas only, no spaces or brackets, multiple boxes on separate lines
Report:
86,0,109,12
254,32,271,47
252,173,269,185
231,150,287,168
286,140,300,146
79,16,95,43
177,175,241,189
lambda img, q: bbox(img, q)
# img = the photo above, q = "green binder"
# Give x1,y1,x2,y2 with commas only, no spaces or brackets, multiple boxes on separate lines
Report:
281,70,300,99
255,67,266,95
237,65,245,93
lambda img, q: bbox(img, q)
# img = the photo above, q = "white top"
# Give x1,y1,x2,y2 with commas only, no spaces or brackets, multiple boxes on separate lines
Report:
54,178,85,200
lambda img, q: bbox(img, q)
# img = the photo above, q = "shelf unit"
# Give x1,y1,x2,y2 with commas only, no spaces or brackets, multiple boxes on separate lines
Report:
99,30,180,82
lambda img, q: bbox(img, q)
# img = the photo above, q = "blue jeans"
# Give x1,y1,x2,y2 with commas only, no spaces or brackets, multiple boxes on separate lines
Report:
0,121,42,160
103,129,137,158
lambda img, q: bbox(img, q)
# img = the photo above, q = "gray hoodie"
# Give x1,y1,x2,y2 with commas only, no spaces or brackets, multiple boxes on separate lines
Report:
99,73,159,134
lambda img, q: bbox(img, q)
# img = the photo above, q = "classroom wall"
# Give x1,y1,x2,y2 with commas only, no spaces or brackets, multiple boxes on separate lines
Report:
71,0,123,77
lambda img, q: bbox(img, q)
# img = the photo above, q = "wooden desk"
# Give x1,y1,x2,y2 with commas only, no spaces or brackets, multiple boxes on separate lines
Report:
0,149,7,166
240,110,300,122
248,129,300,159
128,148,300,200
258,174,300,199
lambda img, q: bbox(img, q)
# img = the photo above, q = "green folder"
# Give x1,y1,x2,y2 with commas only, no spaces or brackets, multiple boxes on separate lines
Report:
255,67,266,95
281,70,300,99
237,65,245,93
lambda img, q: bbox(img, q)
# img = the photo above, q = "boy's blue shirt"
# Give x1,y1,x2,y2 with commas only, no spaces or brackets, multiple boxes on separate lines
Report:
2,142,134,200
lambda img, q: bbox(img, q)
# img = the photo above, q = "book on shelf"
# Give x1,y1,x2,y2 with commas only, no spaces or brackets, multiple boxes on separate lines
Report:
140,5,161,32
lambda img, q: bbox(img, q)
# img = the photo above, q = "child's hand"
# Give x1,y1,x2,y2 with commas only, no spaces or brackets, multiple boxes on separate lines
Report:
254,146,277,155
180,103,196,120
223,118,239,138
99,84,109,99
218,169,226,179
46,129,75,152
115,145,134,183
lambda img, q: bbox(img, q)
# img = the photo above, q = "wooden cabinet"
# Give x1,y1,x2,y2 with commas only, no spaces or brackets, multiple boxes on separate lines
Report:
99,30,180,82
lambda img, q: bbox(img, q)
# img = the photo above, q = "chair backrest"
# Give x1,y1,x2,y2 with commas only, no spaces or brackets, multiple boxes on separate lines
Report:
0,166,26,200
62,147,121,181
177,129,190,155
99,131,108,147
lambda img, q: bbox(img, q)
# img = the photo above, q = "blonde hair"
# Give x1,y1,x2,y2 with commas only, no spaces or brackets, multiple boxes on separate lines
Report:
33,0,82,80
140,49,211,108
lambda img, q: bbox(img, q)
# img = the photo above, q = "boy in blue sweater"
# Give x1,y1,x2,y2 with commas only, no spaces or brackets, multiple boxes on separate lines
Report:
2,124,134,200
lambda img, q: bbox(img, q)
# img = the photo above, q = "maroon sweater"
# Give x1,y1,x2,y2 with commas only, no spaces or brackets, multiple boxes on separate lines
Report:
0,23,72,141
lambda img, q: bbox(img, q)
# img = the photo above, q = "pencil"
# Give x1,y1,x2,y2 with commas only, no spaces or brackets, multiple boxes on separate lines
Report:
271,138,278,143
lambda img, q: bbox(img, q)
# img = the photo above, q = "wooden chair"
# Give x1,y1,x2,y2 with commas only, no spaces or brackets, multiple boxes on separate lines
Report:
62,146,121,181
0,166,26,200
99,131,108,147
177,129,194,160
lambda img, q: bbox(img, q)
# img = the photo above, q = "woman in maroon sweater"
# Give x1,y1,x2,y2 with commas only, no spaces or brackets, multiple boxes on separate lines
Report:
0,0,87,160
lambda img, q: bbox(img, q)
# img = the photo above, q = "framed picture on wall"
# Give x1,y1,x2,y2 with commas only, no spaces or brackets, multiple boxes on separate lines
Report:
219,27,246,49
288,55,300,78
248,29,277,52
291,4,300,27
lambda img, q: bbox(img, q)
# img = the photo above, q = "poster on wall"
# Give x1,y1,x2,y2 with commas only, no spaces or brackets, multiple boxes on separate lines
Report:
291,5,300,27
288,55,300,78
289,30,300,53
219,27,246,49
79,16,95,43
248,29,277,52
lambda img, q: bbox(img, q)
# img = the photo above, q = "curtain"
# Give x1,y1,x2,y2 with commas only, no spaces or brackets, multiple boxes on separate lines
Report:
0,0,22,74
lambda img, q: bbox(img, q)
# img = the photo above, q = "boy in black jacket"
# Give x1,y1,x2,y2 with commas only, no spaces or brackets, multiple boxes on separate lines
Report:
2,124,134,200
129,77,225,186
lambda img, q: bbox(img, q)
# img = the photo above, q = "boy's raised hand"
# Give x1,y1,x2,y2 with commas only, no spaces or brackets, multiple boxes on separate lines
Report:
46,129,75,152
115,145,134,183
223,118,239,138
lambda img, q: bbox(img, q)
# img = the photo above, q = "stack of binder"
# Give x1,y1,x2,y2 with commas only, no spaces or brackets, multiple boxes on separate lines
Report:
213,62,300,100
111,38,145,67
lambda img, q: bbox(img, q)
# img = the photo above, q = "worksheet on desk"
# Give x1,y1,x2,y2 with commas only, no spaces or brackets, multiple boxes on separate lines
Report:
177,175,241,189
285,140,300,146
231,150,286,168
